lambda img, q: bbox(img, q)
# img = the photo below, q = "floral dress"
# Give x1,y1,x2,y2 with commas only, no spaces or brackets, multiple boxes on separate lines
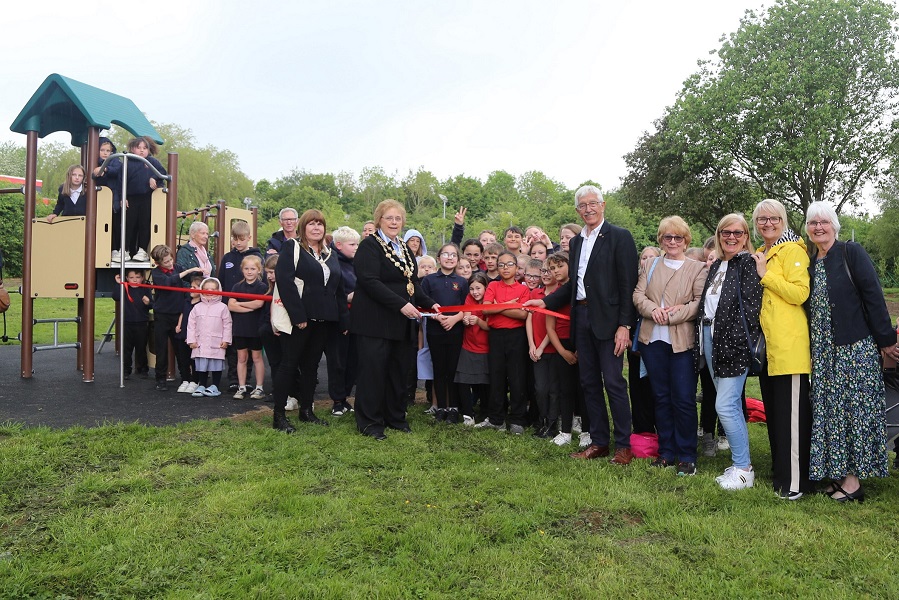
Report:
808,260,888,480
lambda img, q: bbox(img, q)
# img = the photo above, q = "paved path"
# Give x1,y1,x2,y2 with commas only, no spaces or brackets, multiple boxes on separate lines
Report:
0,343,329,429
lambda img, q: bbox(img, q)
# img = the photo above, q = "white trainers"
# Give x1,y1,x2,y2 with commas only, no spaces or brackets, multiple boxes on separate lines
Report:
133,248,150,262
111,250,122,263
233,386,247,400
717,436,730,451
191,385,206,397
185,382,199,394
177,381,191,393
203,385,221,397
572,416,582,434
285,396,298,411
716,466,755,490
250,386,266,400
462,415,475,426
474,418,501,429
578,432,592,448
552,432,572,446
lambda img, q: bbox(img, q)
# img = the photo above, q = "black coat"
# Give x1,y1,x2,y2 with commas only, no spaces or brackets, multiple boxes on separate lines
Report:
275,239,349,331
808,240,895,348
543,221,638,341
350,234,435,342
693,252,762,377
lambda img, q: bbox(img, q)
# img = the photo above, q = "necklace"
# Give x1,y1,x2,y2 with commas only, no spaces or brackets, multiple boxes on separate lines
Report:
374,234,415,297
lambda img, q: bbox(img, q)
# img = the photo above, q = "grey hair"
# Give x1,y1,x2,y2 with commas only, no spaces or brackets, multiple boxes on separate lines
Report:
279,207,298,220
805,201,841,237
574,185,604,207
751,198,788,238
332,225,361,244
188,221,209,236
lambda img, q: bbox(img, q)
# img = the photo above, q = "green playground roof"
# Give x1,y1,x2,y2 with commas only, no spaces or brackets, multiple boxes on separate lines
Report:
9,73,163,147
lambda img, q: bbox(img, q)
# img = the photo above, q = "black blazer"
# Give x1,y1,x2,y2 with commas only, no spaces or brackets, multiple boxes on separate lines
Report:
350,234,435,342
808,240,894,348
53,185,86,217
544,221,638,341
275,240,349,331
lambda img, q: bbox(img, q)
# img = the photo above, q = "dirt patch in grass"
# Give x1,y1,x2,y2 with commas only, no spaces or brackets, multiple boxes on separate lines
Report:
551,509,644,537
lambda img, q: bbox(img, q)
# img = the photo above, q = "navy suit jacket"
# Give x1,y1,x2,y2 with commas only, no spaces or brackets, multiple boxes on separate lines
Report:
543,221,638,342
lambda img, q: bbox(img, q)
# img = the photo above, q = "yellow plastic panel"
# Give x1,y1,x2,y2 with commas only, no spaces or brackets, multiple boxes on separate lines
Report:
31,216,86,298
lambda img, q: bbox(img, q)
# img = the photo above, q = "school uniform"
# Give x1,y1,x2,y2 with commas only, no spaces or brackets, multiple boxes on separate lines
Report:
125,156,167,256
120,286,152,377
52,185,86,217
421,271,469,412
150,266,189,384
484,279,530,427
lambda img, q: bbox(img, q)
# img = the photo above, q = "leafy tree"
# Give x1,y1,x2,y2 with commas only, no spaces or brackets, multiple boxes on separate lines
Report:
670,0,899,217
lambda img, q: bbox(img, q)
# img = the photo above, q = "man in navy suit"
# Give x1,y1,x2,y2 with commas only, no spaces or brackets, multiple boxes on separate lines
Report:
527,185,638,464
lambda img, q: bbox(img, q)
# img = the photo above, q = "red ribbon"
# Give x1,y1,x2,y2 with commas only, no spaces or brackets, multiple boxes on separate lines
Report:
119,280,271,303
435,302,570,320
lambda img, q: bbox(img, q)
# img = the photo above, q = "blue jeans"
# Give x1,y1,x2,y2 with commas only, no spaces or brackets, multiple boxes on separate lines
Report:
703,326,751,469
639,340,697,462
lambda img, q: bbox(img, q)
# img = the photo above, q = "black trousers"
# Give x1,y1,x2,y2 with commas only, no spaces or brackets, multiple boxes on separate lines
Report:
628,349,656,434
125,192,152,255
274,322,330,412
173,338,194,382
153,312,179,382
760,371,813,495
551,346,578,433
427,329,463,410
487,327,528,427
354,334,414,435
123,322,149,375
326,330,358,403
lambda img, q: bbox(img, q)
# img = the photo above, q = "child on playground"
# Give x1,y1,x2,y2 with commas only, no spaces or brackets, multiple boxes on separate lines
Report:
455,271,490,425
175,273,204,393
93,138,124,262
46,165,86,222
187,277,232,397
150,244,204,391
125,137,167,263
228,255,268,400
421,243,469,423
476,250,530,433
218,221,263,389
114,268,152,379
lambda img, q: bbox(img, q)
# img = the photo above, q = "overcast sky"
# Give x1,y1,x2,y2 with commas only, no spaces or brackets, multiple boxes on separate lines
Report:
3,1,752,192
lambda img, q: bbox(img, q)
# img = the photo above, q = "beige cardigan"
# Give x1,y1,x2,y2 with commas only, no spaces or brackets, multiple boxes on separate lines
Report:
633,257,708,353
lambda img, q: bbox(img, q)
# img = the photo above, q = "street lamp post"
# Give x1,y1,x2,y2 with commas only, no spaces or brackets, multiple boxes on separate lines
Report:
439,193,448,245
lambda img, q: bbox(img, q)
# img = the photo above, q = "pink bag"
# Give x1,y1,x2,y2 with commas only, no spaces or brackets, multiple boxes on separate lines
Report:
630,432,659,458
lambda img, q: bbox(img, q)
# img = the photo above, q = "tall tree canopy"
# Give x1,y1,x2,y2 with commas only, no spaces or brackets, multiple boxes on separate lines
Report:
632,0,899,220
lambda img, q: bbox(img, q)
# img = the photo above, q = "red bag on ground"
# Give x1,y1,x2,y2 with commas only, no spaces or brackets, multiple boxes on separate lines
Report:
746,397,766,423
630,432,659,458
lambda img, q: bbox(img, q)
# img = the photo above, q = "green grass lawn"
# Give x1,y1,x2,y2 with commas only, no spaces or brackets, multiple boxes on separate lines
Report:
2,408,898,598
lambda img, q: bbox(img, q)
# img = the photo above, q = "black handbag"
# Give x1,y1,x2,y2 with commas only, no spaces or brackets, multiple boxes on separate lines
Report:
736,264,766,376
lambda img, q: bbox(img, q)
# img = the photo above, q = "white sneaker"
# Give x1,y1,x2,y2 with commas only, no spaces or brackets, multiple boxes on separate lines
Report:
578,432,592,448
191,385,206,397
133,248,150,262
462,415,475,426
233,386,247,400
111,250,122,263
716,466,755,490
474,418,500,429
717,436,730,451
177,381,191,393
250,386,266,400
552,432,572,446
185,382,199,394
203,385,221,397
285,396,298,411
572,416,582,434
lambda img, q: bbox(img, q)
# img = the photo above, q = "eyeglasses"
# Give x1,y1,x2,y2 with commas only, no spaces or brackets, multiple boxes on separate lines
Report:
540,268,551,274
720,230,746,238
280,218,298,223
497,261,517,268
755,216,782,225
807,220,831,228
524,273,541,279
440,252,458,258
661,235,685,243
576,201,602,213
382,216,403,223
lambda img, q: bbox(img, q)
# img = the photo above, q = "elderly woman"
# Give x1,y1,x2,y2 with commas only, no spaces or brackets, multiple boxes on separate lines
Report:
695,214,762,489
271,209,349,433
751,198,812,500
351,200,438,440
805,202,897,502
176,221,214,281
633,216,708,476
